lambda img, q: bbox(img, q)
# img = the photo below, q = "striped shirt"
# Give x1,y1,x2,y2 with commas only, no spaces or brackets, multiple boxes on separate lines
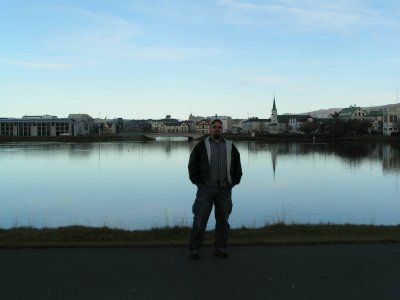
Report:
208,139,227,186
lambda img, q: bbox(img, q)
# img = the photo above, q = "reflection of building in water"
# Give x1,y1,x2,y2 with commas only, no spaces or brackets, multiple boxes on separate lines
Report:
245,141,400,177
382,145,400,173
270,144,278,179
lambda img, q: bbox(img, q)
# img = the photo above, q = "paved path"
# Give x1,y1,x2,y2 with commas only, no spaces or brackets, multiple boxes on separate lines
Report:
1,244,400,299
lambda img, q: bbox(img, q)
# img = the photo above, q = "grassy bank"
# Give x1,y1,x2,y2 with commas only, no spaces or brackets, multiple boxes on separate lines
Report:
1,224,400,248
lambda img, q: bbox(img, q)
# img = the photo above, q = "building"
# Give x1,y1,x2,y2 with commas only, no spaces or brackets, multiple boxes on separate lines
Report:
382,106,400,136
337,105,367,121
279,114,315,133
67,114,94,136
124,120,152,133
242,97,314,134
0,115,73,137
149,115,179,133
93,118,116,134
242,117,269,133
159,121,190,134
188,114,205,123
366,110,383,134
0,114,97,137
195,119,210,134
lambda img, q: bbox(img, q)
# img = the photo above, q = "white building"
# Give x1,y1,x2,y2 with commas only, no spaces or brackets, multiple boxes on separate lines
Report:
382,106,400,136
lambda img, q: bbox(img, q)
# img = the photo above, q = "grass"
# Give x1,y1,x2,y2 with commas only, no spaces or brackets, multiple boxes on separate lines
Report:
1,223,400,248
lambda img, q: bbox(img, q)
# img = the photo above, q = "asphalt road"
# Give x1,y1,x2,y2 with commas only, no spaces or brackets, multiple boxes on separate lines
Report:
1,244,400,300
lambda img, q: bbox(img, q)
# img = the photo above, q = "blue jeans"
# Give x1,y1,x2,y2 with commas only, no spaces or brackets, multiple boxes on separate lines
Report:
189,184,233,250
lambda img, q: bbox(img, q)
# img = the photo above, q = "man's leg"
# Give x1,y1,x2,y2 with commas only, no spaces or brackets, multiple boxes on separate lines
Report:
189,185,214,252
214,187,232,251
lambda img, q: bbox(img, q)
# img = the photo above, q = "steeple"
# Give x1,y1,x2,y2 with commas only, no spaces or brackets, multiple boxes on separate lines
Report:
271,96,278,124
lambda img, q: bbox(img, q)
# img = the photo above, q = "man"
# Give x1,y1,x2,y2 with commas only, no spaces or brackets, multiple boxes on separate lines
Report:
188,118,242,260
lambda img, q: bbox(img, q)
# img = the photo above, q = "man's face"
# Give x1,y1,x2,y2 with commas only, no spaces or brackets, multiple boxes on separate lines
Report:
210,121,223,140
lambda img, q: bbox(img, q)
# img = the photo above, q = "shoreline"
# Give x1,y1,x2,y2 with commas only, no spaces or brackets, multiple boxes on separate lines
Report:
0,134,152,143
0,134,400,143
1,223,400,249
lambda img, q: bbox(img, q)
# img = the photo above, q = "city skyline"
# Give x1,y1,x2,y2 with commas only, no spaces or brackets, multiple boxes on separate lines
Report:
1,1,399,120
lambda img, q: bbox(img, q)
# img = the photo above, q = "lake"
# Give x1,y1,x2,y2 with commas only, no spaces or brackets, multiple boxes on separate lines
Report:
1,140,400,229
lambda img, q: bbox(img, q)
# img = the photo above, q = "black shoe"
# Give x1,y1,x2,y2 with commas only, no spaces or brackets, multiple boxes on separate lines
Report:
189,249,200,260
214,248,229,258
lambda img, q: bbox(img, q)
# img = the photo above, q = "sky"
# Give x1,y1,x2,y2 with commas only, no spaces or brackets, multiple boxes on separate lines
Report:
1,0,400,120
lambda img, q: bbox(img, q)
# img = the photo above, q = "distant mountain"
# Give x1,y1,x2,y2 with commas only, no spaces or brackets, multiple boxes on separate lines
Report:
303,108,341,119
302,103,399,118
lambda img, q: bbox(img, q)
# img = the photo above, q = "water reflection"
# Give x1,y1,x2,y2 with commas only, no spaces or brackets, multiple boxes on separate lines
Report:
382,145,400,174
1,141,400,228
244,141,400,176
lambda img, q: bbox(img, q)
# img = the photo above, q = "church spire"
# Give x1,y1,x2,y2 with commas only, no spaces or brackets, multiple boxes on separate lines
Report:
271,96,278,124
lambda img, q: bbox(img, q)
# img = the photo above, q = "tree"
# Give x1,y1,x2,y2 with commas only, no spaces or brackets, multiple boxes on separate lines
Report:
299,122,320,136
331,119,372,136
330,111,340,119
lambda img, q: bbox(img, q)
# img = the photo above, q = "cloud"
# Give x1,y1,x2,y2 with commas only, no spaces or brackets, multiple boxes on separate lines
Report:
44,7,219,62
3,59,72,69
45,8,140,57
217,0,397,32
124,47,220,60
125,1,217,23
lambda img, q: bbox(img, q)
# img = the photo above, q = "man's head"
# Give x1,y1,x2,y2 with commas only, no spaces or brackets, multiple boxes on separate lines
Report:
210,118,223,141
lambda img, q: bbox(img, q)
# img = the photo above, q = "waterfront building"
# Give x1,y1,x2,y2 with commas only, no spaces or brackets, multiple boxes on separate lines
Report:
242,97,315,134
242,117,269,133
279,114,315,133
157,121,190,133
0,114,96,137
124,120,151,133
0,115,72,137
149,115,179,133
382,105,400,136
337,105,367,121
195,119,211,134
67,114,94,136
366,110,383,134
188,114,205,123
148,120,163,133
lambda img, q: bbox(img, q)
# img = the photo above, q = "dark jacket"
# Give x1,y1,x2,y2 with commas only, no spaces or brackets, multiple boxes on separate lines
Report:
188,137,242,186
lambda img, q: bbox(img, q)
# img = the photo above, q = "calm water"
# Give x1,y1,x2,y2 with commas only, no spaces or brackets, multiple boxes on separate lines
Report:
1,140,400,229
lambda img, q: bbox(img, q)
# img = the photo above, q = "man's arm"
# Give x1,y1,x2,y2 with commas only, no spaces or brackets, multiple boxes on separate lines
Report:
188,142,202,185
231,144,243,185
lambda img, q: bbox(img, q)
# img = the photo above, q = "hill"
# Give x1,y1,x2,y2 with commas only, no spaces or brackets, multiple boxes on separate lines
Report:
302,103,399,118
